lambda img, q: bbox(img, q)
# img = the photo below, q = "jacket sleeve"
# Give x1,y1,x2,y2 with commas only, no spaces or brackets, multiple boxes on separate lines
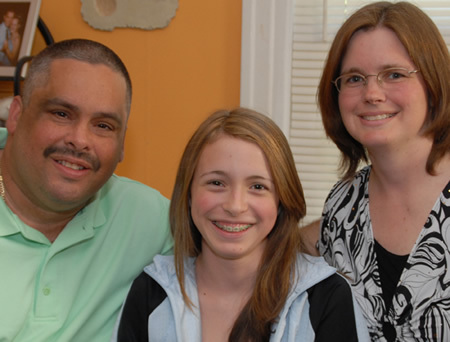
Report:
117,271,167,342
307,273,361,342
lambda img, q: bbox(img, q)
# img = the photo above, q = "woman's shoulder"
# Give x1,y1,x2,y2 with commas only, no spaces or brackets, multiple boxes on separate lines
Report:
324,166,370,209
144,255,176,281
331,166,370,192
144,255,197,289
285,257,369,341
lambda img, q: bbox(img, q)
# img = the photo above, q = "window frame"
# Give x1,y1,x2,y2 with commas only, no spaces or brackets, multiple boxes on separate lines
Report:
240,0,294,136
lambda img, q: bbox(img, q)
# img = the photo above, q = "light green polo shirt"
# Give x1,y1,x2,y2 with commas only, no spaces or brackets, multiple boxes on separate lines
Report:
0,128,174,342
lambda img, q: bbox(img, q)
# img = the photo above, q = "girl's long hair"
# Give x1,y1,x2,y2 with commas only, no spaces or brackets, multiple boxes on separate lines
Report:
170,108,306,341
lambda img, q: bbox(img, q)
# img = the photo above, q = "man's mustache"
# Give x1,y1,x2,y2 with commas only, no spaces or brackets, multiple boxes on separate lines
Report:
44,146,101,171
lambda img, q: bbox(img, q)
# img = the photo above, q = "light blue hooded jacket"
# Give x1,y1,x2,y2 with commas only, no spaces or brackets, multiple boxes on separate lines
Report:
112,253,370,341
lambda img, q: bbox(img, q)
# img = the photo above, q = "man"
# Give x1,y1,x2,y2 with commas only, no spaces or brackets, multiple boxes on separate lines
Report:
0,9,14,65
0,39,173,341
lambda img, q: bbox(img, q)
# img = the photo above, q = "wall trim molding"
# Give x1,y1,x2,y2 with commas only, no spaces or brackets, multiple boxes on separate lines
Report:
240,0,294,136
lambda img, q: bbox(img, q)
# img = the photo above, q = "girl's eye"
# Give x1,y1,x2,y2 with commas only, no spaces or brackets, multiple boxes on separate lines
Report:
252,184,266,190
208,180,223,187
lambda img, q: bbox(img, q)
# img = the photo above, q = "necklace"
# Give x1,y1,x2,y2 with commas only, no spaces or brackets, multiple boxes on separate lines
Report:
0,166,4,202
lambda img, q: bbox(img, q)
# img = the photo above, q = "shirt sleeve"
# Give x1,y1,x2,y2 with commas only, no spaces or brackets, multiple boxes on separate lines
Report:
307,273,359,342
117,271,167,342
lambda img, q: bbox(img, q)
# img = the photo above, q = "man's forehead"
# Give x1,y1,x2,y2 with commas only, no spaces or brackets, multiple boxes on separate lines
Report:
44,61,127,114
50,58,105,70
48,59,124,84
28,58,130,117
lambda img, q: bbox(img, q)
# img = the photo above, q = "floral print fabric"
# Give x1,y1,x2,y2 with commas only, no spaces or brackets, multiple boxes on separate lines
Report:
318,166,450,341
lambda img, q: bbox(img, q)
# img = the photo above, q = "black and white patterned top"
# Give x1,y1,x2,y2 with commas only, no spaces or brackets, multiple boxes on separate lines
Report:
318,166,450,341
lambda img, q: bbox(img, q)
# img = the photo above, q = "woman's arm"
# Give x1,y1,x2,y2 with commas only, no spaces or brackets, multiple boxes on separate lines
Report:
300,219,321,256
4,35,20,63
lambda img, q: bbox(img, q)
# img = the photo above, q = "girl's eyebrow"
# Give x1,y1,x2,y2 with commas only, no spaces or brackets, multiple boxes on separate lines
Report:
198,170,274,183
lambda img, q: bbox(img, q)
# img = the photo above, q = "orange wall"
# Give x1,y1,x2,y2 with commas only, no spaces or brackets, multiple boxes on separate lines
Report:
31,0,242,198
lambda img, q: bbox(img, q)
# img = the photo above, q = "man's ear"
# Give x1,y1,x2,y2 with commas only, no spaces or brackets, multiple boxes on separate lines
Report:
6,96,23,135
119,144,125,163
118,127,127,163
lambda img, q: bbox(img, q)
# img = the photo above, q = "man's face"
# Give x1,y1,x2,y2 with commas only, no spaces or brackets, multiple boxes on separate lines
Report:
3,11,14,28
6,59,128,213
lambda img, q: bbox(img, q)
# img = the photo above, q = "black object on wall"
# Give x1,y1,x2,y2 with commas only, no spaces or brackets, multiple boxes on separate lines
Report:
13,17,54,96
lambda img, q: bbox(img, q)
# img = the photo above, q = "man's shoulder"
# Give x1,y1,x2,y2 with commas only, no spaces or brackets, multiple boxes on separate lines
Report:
89,174,172,238
99,174,169,206
106,174,166,194
0,127,7,148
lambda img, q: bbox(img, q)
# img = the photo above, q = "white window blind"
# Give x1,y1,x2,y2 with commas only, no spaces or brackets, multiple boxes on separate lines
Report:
290,0,450,224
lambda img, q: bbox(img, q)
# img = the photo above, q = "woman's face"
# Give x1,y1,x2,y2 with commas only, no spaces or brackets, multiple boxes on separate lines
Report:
190,134,279,263
10,19,19,33
337,27,428,152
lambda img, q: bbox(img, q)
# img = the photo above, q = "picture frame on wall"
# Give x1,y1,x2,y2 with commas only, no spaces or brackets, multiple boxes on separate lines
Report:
0,0,41,78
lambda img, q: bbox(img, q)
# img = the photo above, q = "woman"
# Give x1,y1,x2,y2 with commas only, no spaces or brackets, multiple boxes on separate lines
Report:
113,108,369,341
305,1,450,341
1,16,21,65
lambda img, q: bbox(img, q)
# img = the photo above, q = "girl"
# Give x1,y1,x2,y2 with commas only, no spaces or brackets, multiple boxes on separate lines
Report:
114,108,369,341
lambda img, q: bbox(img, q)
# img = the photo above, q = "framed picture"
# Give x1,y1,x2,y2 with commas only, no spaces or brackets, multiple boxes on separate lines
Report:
0,0,41,78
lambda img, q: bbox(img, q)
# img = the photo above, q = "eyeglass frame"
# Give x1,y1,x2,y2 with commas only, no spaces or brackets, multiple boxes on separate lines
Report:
332,67,420,93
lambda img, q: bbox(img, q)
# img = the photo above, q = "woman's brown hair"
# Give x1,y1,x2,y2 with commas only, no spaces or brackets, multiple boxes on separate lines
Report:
170,108,306,341
318,1,450,179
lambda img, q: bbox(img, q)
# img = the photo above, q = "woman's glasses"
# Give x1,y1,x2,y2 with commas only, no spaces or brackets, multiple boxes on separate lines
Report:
333,67,419,93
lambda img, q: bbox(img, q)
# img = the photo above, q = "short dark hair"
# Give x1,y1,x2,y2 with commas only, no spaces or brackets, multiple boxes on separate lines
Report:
22,39,132,114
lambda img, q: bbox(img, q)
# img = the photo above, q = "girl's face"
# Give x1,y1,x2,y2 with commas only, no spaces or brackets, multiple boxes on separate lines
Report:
338,26,428,152
190,134,279,263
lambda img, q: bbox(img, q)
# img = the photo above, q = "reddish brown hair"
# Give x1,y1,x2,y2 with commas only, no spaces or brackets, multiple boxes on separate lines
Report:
318,1,450,179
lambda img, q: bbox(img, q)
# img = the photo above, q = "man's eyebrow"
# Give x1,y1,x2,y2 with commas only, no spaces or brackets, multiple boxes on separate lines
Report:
41,97,125,127
94,112,124,128
41,97,80,113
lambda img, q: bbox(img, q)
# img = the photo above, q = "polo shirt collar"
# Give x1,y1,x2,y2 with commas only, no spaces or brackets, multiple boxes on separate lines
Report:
0,191,107,245
0,126,107,242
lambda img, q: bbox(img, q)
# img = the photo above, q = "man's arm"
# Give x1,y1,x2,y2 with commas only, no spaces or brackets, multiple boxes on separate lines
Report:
299,219,320,256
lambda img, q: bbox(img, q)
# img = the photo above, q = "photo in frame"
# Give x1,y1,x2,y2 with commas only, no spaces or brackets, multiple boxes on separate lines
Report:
0,0,41,78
